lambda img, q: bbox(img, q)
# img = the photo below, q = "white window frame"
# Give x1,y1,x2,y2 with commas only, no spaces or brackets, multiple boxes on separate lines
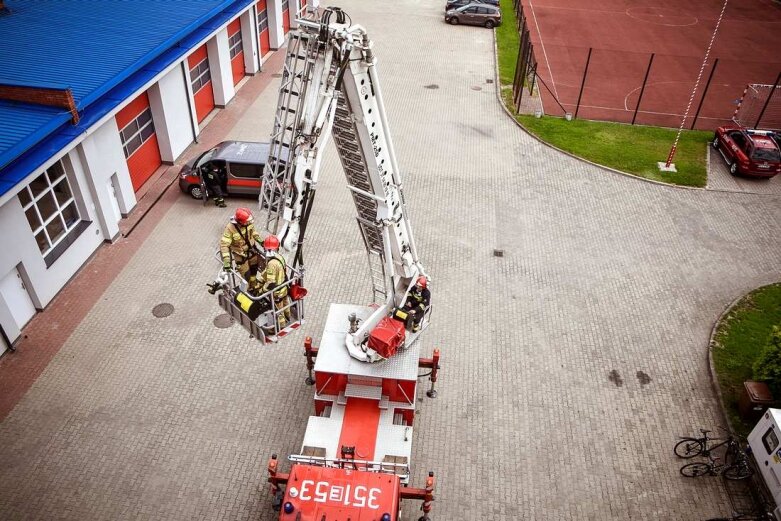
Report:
119,107,155,159
229,29,243,59
18,159,84,258
190,57,212,94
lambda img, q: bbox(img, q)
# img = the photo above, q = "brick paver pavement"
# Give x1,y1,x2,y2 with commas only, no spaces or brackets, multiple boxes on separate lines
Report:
1,1,780,520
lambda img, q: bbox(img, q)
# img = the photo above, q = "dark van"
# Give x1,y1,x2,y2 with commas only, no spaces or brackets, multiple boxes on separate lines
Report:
178,141,271,199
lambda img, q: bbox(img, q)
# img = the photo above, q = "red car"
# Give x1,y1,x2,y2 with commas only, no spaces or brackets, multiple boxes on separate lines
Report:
712,125,781,178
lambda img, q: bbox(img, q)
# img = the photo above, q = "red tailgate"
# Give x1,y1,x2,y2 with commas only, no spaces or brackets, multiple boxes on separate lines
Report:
279,465,400,520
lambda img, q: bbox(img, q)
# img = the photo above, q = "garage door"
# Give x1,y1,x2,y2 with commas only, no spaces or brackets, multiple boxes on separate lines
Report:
116,92,162,191
282,0,290,34
188,45,214,123
256,0,270,59
228,19,245,86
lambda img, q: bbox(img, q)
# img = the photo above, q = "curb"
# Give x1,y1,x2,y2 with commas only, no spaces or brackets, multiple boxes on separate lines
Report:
706,293,746,435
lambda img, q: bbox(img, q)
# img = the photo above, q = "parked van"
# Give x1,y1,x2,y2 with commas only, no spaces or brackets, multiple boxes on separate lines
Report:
178,141,272,199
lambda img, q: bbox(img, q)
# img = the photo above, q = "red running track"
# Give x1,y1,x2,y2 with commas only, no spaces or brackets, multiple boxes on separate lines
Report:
522,0,781,129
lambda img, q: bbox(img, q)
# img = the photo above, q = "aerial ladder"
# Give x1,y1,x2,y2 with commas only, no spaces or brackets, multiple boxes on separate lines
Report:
254,8,440,521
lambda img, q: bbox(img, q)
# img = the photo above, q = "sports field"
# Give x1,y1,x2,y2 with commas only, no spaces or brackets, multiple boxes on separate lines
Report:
523,0,781,129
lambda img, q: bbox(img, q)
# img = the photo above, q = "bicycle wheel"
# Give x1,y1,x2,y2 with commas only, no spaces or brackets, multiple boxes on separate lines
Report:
723,462,753,481
674,438,704,458
680,462,711,477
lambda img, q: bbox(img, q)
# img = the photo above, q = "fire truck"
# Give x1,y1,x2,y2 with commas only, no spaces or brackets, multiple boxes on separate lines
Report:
210,6,441,520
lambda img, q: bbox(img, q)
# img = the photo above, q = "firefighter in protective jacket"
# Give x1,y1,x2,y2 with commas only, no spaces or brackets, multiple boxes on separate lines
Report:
259,235,291,330
219,207,265,281
403,276,430,332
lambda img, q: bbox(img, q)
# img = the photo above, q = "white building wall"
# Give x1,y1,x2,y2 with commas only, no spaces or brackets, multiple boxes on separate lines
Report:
148,67,196,161
0,148,104,342
207,28,235,107
240,10,260,75
267,0,285,50
77,118,136,240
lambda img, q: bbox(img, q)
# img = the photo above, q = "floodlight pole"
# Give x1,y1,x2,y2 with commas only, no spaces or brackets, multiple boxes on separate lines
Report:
664,0,729,169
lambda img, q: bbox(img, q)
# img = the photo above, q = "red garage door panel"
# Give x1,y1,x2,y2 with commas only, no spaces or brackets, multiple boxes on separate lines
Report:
116,92,162,192
257,0,270,57
283,8,290,34
188,45,214,123
127,135,161,191
228,19,245,86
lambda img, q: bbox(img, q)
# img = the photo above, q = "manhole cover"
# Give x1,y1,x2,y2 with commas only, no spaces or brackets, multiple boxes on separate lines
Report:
272,73,283,78
424,84,439,89
471,86,482,91
152,303,174,318
213,314,235,329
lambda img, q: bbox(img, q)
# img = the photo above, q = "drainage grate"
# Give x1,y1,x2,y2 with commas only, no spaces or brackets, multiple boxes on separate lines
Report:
152,303,174,318
272,73,283,78
424,84,439,89
486,79,493,84
213,314,234,329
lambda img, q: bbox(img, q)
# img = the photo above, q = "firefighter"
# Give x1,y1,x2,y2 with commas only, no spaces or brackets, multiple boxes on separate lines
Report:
219,207,265,284
203,163,227,207
258,235,291,332
403,276,430,332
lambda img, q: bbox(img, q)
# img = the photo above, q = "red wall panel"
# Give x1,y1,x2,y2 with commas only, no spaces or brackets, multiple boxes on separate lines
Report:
115,92,150,130
283,8,290,34
127,135,162,191
193,82,214,123
257,0,270,57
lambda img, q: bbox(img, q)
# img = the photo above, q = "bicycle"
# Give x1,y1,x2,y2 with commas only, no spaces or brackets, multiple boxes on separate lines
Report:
680,449,753,480
675,428,737,459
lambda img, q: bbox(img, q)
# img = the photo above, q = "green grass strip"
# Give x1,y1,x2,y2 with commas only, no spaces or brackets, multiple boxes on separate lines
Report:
713,283,781,436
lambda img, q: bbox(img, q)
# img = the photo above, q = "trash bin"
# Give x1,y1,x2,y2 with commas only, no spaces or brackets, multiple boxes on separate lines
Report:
739,381,774,423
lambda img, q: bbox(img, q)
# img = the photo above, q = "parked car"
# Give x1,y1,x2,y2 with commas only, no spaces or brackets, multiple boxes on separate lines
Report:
712,125,781,178
179,141,280,199
445,3,502,28
445,0,499,11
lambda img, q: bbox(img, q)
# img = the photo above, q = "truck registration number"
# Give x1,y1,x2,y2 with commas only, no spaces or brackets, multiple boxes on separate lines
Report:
288,480,383,509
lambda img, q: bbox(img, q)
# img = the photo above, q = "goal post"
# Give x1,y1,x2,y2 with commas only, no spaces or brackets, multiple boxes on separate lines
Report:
733,82,781,130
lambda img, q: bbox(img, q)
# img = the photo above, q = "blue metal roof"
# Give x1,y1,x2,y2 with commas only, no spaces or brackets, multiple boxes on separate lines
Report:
0,0,255,197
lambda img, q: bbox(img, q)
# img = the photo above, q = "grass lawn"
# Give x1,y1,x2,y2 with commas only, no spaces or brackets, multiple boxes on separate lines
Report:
516,115,712,187
493,5,711,187
712,283,781,436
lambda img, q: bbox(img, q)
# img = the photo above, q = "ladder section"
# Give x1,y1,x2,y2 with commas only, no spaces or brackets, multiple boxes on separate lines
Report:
259,30,317,234
332,92,388,302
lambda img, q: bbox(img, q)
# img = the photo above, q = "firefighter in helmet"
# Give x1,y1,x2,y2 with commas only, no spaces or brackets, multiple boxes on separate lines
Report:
403,276,430,333
258,235,291,331
219,207,265,282
203,163,227,207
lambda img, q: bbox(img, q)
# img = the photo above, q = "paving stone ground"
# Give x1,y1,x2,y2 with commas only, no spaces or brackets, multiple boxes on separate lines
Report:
1,1,781,520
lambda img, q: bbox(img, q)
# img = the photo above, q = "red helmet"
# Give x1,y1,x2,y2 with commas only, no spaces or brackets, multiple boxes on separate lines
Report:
234,207,253,226
263,235,280,251
416,276,427,289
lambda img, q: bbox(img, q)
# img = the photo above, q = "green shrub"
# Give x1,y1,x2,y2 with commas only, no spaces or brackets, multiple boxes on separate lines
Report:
754,326,781,396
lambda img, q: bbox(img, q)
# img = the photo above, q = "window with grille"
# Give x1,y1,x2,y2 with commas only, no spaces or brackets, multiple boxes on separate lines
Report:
18,160,87,262
257,8,268,32
119,107,155,159
229,30,243,59
190,58,212,94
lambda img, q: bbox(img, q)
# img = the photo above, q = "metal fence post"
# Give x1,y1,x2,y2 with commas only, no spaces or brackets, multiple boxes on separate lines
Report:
691,58,719,130
574,48,593,119
754,71,781,129
632,53,655,125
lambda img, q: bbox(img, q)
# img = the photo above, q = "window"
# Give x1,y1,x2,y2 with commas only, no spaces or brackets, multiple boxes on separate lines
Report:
763,428,779,455
18,160,87,261
230,162,262,179
229,30,243,59
190,58,211,94
282,0,289,9
257,8,268,32
120,107,155,159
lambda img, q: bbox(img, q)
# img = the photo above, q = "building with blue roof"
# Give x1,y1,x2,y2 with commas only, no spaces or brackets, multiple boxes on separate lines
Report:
0,0,313,353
